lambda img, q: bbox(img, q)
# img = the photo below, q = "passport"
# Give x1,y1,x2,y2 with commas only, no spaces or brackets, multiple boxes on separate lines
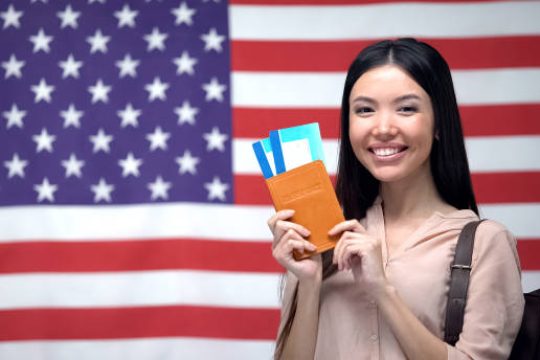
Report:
266,160,345,260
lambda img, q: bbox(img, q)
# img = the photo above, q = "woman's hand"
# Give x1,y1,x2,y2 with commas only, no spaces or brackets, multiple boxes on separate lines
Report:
330,219,387,296
268,209,322,282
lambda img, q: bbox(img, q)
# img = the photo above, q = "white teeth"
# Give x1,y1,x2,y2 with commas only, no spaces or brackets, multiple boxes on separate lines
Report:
373,148,400,156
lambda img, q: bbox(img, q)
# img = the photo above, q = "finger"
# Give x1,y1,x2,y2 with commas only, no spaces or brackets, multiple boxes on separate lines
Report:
267,209,295,231
332,231,358,265
272,221,311,249
328,219,366,236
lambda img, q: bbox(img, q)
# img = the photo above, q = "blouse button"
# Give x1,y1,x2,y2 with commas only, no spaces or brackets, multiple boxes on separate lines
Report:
370,334,378,341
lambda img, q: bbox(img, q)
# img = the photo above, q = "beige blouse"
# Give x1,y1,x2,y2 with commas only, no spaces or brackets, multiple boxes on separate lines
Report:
281,199,525,359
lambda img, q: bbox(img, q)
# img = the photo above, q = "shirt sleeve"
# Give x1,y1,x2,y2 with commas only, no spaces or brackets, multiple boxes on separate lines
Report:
447,221,525,360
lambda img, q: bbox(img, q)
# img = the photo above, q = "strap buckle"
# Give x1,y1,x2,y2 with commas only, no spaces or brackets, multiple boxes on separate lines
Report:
451,264,472,271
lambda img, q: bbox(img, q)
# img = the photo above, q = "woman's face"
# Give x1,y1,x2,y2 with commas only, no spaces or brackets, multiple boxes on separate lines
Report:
348,64,435,184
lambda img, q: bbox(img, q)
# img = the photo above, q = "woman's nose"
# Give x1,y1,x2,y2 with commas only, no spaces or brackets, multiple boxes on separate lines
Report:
372,113,397,137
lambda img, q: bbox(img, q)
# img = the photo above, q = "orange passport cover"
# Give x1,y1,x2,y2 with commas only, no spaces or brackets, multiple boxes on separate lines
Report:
266,160,345,260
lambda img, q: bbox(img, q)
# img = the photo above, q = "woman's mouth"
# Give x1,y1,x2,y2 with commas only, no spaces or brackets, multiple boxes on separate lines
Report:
369,145,408,161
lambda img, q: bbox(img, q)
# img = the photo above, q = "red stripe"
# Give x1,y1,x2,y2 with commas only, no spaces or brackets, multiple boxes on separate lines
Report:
231,37,540,71
233,104,540,138
234,172,540,205
0,239,281,274
517,240,540,271
0,306,279,341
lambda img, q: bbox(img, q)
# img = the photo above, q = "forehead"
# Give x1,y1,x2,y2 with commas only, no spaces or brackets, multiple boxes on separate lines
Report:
350,65,427,99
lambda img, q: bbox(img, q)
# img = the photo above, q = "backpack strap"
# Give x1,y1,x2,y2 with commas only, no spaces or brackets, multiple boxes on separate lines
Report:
444,220,485,346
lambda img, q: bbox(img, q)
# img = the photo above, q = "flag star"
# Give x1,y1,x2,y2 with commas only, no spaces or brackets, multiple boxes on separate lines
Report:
143,27,168,52
34,178,58,203
89,128,113,153
57,4,81,29
201,28,225,52
1,5,23,29
2,54,25,79
175,150,200,175
4,153,28,178
115,53,140,78
147,175,172,201
145,77,169,102
118,152,143,177
89,0,106,4
3,103,26,129
87,29,111,54
29,28,53,53
171,2,196,26
60,104,84,128
61,153,85,178
146,126,170,151
58,54,83,79
203,127,228,152
202,77,226,102
31,0,48,3
117,103,141,127
114,4,138,28
174,100,199,126
91,178,114,203
173,51,197,76
32,128,56,153
31,78,55,103
204,176,229,202
88,79,112,103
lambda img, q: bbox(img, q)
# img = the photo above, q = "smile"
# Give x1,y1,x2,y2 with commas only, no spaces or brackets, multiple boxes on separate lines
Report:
368,145,408,161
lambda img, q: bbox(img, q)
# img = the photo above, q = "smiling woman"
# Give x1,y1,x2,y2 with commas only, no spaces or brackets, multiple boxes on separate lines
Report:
267,38,525,360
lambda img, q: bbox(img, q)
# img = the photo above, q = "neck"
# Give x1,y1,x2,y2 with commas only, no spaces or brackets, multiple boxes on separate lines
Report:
379,165,451,222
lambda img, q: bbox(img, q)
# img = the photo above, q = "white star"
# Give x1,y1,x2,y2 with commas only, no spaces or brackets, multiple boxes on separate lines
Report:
204,176,229,201
2,54,25,79
201,28,225,52
57,4,80,29
202,77,226,102
117,103,141,127
58,54,83,79
118,152,143,177
88,79,112,103
88,0,106,4
147,175,172,201
34,178,58,203
91,178,114,203
115,54,139,78
175,150,200,175
31,78,55,103
60,104,84,128
61,153,85,178
203,126,228,152
29,28,53,53
31,0,48,3
3,104,26,129
114,4,138,28
174,100,199,125
86,29,110,54
32,128,56,153
4,153,28,178
146,126,170,151
1,5,23,29
89,128,113,153
171,2,196,26
145,77,169,102
173,51,197,76
143,27,168,52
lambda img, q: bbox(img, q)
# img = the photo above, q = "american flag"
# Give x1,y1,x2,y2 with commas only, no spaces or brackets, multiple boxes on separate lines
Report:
0,0,538,359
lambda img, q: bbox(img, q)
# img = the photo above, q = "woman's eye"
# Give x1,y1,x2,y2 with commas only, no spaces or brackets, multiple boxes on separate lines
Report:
355,107,373,115
398,106,417,114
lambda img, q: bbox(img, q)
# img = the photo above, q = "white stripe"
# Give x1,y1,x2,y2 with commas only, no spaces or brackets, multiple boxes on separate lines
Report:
0,202,273,241
1,202,539,241
0,338,274,360
522,271,540,293
234,137,540,175
230,2,540,40
232,69,540,107
0,270,281,310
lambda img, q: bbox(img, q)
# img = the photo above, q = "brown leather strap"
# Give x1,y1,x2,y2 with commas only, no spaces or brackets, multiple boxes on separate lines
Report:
444,220,485,345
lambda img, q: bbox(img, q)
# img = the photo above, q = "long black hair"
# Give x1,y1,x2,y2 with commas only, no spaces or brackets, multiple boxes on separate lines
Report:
274,38,478,359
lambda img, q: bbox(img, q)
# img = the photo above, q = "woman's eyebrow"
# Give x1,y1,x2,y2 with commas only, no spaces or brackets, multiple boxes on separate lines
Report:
351,96,376,104
393,94,422,103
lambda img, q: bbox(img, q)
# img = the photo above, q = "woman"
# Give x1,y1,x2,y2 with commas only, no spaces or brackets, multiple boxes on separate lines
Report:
268,38,524,359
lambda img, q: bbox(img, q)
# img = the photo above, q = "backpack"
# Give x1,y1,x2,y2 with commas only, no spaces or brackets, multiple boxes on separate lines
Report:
445,220,540,359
